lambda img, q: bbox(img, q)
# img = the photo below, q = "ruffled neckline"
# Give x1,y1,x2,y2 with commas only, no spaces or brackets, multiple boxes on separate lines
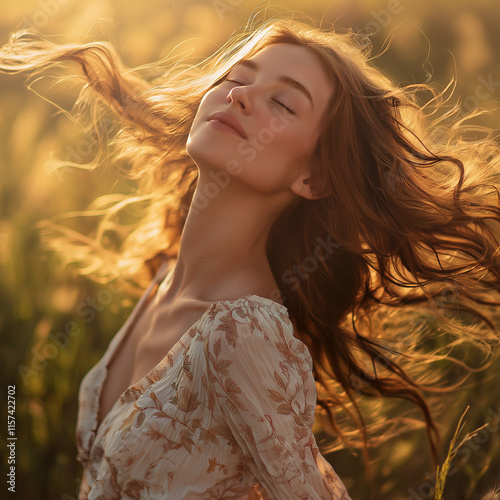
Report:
77,267,293,467
209,293,288,314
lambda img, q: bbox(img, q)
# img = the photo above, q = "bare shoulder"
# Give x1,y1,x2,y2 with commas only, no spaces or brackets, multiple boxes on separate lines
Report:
212,267,283,305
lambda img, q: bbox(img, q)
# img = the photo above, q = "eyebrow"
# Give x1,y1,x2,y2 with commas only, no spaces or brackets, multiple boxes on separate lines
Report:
234,59,314,109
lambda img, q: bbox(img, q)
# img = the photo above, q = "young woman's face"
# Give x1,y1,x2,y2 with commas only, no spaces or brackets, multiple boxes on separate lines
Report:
186,43,333,197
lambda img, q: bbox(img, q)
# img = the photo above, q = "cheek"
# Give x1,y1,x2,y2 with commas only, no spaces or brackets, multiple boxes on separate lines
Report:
234,124,313,193
186,89,315,192
187,87,224,135
186,94,235,166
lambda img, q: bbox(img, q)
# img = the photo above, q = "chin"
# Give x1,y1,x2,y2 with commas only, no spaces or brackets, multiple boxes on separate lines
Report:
186,133,235,173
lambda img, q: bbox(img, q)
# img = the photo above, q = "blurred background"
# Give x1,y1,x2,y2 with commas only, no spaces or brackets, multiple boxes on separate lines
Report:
0,0,499,498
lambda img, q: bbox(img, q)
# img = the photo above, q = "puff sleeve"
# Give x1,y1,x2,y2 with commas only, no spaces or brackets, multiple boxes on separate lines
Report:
203,301,351,500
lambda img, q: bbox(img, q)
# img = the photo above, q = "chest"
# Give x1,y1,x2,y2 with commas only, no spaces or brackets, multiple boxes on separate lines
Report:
96,294,210,432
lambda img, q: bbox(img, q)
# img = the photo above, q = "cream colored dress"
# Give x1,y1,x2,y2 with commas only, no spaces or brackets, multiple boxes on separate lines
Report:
75,262,351,499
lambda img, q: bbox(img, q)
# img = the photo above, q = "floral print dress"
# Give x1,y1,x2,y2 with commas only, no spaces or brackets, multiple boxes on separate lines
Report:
75,261,351,499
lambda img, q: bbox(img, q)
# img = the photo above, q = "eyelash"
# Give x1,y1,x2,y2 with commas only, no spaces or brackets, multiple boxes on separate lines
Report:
224,78,295,115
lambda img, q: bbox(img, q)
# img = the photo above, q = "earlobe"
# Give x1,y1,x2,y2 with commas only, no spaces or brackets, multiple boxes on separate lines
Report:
290,174,329,200
297,179,318,200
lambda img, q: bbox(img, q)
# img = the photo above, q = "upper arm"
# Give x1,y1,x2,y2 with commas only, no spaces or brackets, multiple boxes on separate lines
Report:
204,304,351,500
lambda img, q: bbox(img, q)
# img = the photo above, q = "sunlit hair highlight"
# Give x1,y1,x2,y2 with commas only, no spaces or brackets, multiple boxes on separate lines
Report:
2,15,500,481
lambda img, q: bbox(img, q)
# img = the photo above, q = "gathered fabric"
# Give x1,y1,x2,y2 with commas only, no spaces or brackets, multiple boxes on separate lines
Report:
75,264,351,500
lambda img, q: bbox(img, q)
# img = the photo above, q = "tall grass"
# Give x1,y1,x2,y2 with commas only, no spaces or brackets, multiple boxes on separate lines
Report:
434,406,498,500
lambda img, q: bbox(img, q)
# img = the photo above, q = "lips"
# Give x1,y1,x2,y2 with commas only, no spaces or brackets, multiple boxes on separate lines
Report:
207,111,247,139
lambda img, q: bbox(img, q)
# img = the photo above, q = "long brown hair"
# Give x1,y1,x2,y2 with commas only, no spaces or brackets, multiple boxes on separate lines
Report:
2,15,500,475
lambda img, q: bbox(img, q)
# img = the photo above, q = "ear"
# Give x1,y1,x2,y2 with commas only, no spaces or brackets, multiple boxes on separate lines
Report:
290,164,329,200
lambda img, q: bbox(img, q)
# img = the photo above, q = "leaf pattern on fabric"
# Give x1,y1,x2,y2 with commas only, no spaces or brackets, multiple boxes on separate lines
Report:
75,297,351,500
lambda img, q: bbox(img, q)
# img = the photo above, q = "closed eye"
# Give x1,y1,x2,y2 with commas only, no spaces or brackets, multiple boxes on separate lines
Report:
224,78,295,115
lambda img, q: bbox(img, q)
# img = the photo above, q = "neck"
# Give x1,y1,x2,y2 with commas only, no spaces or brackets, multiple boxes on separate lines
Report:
165,169,291,303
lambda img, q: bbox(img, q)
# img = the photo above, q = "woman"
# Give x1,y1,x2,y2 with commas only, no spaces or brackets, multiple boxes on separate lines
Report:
1,15,499,499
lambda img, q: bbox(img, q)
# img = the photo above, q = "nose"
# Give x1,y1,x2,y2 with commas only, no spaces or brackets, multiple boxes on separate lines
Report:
226,85,251,113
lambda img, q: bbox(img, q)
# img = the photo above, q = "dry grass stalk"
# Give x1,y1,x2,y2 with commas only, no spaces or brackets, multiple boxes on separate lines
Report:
434,406,490,500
